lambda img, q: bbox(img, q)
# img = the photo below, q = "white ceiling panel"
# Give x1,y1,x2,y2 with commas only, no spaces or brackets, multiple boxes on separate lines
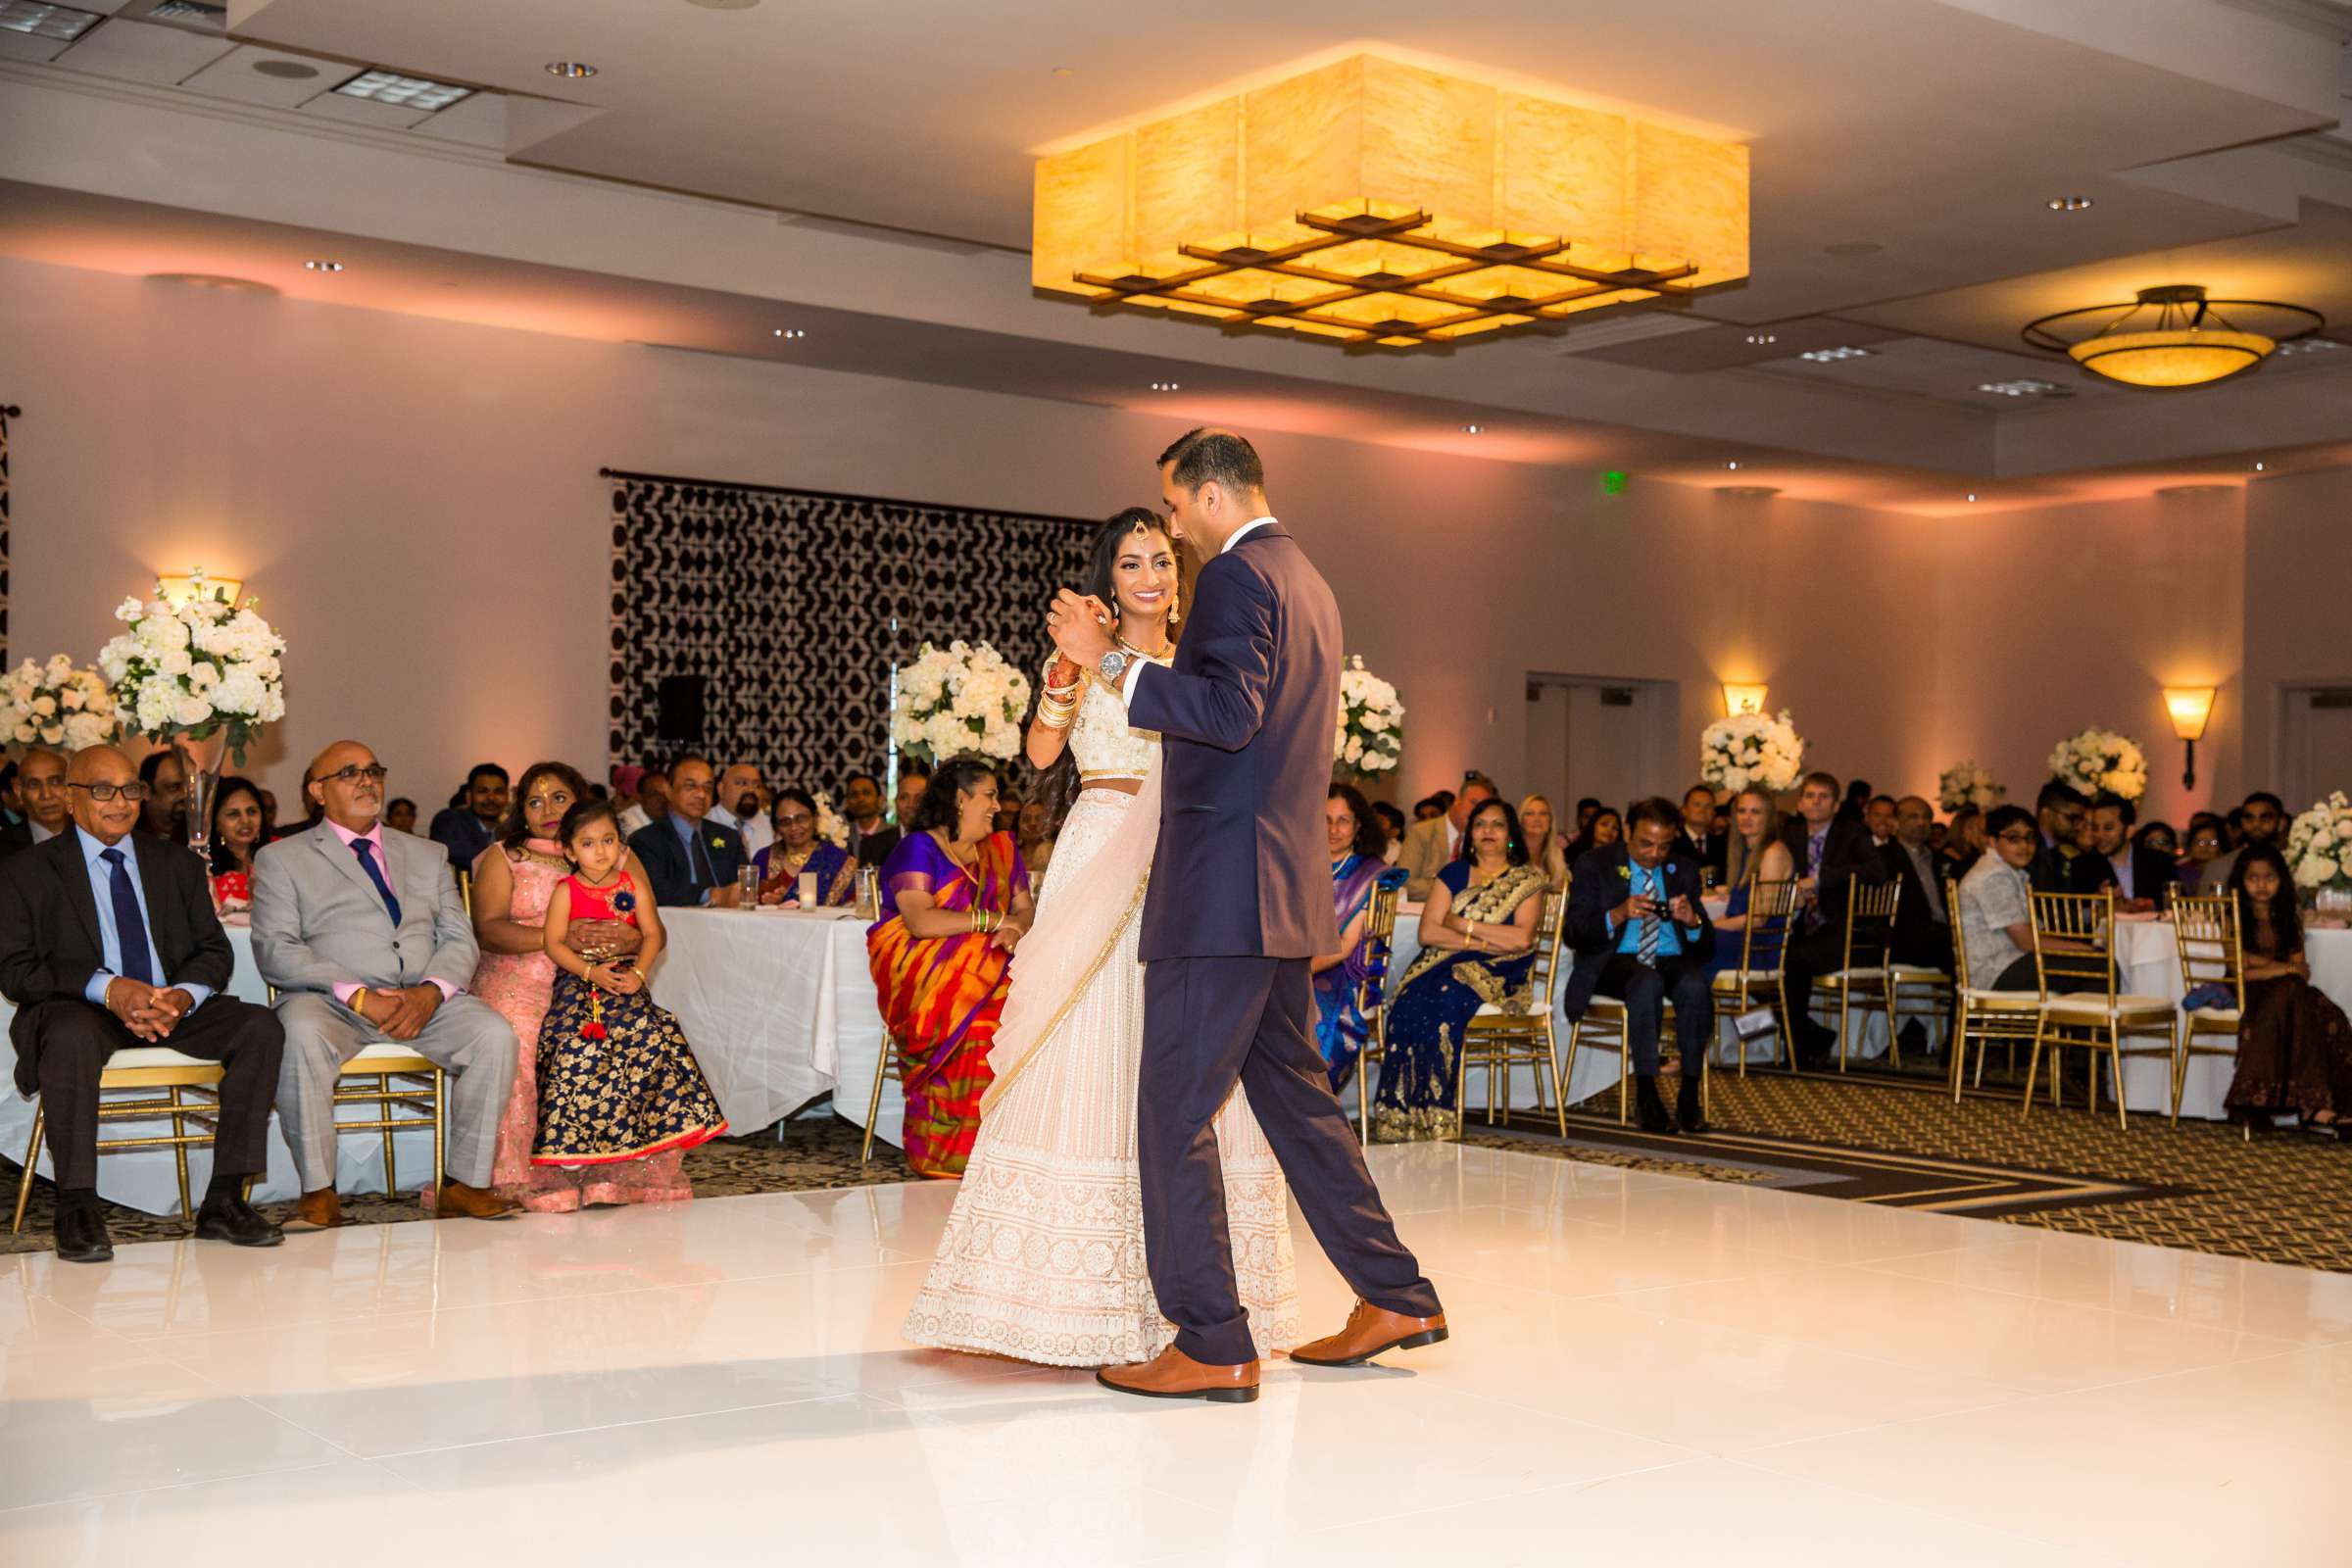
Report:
177,41,338,106
298,89,431,129
51,16,230,83
408,87,505,149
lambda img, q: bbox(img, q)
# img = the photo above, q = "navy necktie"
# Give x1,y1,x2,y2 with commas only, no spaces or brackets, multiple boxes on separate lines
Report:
99,848,155,985
353,837,403,926
690,829,717,891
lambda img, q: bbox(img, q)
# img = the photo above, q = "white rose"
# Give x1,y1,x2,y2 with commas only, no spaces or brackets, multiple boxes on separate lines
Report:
10,723,31,744
173,694,215,728
63,712,109,750
259,688,285,724
210,667,265,716
160,647,195,677
29,695,56,716
59,686,84,711
39,723,63,745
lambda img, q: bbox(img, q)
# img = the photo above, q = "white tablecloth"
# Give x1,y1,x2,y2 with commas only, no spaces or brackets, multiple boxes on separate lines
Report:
2111,919,2352,1120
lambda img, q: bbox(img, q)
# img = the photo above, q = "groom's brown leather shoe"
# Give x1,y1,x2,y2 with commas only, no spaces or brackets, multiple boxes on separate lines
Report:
433,1181,517,1220
1097,1347,1260,1404
287,1188,342,1232
1290,1300,1449,1367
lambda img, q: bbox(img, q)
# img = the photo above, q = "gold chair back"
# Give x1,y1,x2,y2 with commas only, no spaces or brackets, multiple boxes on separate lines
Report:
2027,888,2120,1004
2170,893,2244,1010
1839,876,1901,973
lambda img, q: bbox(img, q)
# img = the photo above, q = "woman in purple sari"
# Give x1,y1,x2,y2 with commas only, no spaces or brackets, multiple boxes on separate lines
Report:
1312,784,1396,1091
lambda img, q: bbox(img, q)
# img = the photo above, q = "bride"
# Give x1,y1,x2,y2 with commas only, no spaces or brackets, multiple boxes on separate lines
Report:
903,509,1299,1366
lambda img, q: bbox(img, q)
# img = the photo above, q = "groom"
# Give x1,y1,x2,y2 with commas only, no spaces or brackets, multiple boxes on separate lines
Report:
1051,428,1446,1405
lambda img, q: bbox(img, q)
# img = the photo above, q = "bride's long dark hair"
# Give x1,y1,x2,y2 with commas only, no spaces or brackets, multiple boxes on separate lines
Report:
1033,508,1188,832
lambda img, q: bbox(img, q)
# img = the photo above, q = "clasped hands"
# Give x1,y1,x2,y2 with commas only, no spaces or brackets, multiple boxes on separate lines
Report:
585,958,645,997
103,977,197,1043
353,983,444,1041
1046,589,1115,670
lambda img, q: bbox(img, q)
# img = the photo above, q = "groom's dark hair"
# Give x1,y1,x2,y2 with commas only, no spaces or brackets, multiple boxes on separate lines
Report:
1157,427,1263,496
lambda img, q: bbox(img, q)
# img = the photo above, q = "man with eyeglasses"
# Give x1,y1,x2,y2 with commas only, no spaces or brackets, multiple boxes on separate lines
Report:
252,740,520,1228
0,745,286,1262
0,747,71,859
2030,782,2089,894
2198,792,2285,895
626,754,749,906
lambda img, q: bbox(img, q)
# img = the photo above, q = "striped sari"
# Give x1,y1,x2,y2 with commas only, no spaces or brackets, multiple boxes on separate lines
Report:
867,829,1029,1178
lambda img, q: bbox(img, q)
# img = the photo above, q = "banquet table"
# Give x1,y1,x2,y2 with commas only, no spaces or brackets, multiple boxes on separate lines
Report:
2110,917,2352,1119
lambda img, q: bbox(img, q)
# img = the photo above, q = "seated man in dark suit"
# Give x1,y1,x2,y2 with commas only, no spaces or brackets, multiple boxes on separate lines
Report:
0,746,71,860
627,754,748,906
2030,781,2089,894
1776,769,1893,1067
1678,783,1729,879
1881,795,1954,973
1557,797,1715,1136
0,745,284,1262
2070,792,2175,911
428,761,508,873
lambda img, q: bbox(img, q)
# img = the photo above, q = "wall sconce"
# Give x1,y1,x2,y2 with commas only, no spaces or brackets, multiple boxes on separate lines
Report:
156,573,243,608
1721,682,1769,716
2163,686,2216,788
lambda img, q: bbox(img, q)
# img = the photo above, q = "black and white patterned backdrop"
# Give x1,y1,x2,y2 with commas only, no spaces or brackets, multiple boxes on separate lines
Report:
606,470,1098,791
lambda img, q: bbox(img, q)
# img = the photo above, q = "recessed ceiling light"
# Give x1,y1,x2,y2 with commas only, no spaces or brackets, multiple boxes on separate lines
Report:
1743,333,1777,346
0,2,103,41
304,260,344,272
1052,66,1075,76
252,59,320,79
1150,380,1179,391
1966,493,1978,502
1797,345,1874,364
1978,377,2058,397
1724,461,1740,470
1823,241,1882,257
545,60,597,79
334,69,473,112
2046,195,2094,213
2253,461,2267,471
772,327,805,339
1460,423,1483,434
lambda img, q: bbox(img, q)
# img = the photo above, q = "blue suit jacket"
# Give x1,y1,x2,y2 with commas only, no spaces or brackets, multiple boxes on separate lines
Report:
1127,523,1343,961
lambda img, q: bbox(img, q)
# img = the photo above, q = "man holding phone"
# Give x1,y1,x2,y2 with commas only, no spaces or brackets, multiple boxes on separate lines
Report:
1557,797,1716,1135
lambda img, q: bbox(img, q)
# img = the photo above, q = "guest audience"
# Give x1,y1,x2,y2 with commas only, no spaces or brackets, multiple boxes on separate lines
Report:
1559,796,1714,1134
1519,793,1570,891
1956,803,2104,995
2225,806,2247,848
2221,845,2352,1139
1373,796,1544,1142
1777,770,1892,1066
1708,785,1794,976
1312,783,1393,1091
0,744,285,1261
1943,805,1987,879
1412,791,1453,822
1883,795,1954,978
384,796,418,837
628,755,749,907
1562,806,1623,869
258,788,283,843
1399,771,1497,902
252,740,521,1226
1864,794,1897,849
430,762,510,873
207,775,267,908
1015,797,1056,883
755,788,858,906
534,800,728,1168
2071,792,2175,911
2135,820,2180,859
2031,781,2089,892
1678,784,1728,878
2201,791,2283,893
844,771,894,866
619,770,671,839
2179,812,2228,893
467,761,664,1209
991,768,1025,837
1574,797,1601,837
1372,802,1408,866
0,746,69,859
1837,778,1873,822
136,748,186,841
866,756,1032,1178
710,760,773,858
0,758,18,826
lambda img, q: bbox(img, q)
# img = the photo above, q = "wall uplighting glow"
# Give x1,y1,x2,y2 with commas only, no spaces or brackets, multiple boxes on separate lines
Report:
2162,685,2217,788
157,574,244,607
1721,682,1768,716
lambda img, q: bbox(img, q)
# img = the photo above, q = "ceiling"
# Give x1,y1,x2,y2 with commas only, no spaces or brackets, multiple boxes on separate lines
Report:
2,0,2350,508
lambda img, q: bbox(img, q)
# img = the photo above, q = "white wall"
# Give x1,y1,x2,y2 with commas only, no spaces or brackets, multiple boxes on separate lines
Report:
2,252,2313,823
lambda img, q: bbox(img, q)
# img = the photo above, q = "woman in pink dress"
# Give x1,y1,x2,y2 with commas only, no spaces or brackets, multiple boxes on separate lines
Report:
468,760,687,1209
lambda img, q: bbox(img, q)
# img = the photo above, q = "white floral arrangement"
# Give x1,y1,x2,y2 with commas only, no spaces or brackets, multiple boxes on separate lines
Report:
2047,726,2147,803
3,655,120,753
2283,792,2352,895
1936,760,2004,813
890,640,1031,764
810,788,850,849
97,571,286,763
1699,708,1805,794
1334,655,1403,773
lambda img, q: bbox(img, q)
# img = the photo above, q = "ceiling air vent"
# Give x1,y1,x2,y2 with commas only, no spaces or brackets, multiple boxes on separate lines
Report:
148,0,226,26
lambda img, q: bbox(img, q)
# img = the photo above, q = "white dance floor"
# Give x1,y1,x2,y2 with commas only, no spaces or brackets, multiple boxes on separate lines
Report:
2,1141,2346,1567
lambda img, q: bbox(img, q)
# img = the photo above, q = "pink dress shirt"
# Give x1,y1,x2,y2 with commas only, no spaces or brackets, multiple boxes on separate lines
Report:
326,817,459,1005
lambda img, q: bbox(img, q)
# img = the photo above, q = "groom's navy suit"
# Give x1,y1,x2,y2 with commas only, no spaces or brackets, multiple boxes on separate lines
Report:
1127,519,1439,1366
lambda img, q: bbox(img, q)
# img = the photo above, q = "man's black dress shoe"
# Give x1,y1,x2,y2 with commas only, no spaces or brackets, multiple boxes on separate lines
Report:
54,1204,114,1264
1676,1077,1708,1135
1636,1075,1677,1135
194,1193,284,1248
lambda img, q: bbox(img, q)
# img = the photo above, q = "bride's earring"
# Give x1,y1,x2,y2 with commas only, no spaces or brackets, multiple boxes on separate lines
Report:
1168,586,1181,625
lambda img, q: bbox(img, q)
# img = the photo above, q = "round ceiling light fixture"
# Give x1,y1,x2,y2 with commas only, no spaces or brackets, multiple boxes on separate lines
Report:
545,61,598,79
252,60,320,79
2046,195,2094,213
2022,283,2324,389
304,260,344,272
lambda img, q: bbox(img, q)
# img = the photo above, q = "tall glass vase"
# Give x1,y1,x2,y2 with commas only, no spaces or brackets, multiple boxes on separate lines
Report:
172,728,231,865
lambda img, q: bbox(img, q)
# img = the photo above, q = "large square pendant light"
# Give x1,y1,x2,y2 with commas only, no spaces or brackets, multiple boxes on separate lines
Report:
1032,53,1749,350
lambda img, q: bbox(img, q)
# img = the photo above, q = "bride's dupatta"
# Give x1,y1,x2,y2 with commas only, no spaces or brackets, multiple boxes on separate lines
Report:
981,763,1161,1112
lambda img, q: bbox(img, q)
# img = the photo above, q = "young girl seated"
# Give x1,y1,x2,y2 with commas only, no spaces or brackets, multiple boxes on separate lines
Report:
536,799,728,1176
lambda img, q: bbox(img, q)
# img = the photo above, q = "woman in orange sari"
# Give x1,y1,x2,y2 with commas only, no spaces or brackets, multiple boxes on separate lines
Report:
867,756,1035,1178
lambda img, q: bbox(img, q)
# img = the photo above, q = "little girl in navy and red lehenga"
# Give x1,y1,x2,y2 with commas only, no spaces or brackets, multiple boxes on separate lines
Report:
535,799,727,1175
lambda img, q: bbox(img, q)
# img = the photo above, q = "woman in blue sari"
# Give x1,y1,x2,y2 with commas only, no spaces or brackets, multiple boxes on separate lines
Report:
753,788,858,906
1372,796,1547,1142
1312,784,1396,1090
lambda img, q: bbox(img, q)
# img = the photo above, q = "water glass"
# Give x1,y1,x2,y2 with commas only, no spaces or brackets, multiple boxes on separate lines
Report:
737,864,759,909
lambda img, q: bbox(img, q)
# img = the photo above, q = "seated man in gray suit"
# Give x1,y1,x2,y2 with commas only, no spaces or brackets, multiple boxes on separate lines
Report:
252,739,519,1228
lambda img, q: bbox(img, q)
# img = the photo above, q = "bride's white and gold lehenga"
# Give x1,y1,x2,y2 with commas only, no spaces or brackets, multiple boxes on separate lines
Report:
902,656,1299,1366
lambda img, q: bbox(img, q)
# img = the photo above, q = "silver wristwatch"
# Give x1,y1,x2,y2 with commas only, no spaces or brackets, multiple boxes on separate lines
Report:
1097,649,1131,688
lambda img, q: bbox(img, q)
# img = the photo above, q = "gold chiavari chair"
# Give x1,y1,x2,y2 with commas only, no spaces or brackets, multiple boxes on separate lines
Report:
861,1034,902,1164
10,1049,224,1232
2022,888,2179,1130
264,983,449,1198
1945,880,2039,1102
2170,892,2247,1132
1809,877,1900,1071
1453,890,1570,1138
1351,873,1409,1143
1884,880,1957,1058
1709,877,1798,1080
